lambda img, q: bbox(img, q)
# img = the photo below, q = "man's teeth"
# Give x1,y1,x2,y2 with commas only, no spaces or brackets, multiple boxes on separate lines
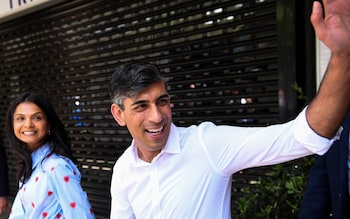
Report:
147,127,163,133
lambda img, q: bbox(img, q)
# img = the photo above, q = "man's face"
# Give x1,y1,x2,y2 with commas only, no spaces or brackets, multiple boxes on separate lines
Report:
111,81,172,161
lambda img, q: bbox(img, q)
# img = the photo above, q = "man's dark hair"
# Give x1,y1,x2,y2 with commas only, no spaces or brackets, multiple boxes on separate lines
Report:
108,62,167,110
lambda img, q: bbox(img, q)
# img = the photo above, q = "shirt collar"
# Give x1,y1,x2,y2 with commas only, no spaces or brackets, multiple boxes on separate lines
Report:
162,123,181,154
131,123,181,163
31,143,51,170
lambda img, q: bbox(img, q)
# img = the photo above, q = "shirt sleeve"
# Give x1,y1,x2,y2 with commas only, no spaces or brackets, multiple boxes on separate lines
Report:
49,161,95,219
293,107,340,155
199,107,340,175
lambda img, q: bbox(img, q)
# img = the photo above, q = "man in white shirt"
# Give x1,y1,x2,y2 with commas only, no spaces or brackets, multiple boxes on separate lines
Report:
108,1,350,218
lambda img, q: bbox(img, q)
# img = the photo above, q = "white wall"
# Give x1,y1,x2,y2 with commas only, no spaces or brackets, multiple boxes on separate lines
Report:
316,39,331,89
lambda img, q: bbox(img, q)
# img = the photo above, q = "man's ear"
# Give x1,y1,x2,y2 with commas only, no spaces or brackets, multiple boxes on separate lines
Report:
111,103,126,126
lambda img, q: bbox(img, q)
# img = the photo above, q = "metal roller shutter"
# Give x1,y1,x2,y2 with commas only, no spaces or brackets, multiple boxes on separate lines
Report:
0,0,305,218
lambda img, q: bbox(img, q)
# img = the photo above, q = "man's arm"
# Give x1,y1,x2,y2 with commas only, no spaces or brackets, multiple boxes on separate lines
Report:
306,0,350,138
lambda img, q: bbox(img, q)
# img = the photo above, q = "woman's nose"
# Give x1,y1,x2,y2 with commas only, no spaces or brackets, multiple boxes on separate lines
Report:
24,118,33,127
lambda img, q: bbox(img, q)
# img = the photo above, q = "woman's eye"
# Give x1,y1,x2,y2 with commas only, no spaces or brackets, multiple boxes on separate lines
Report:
33,116,42,121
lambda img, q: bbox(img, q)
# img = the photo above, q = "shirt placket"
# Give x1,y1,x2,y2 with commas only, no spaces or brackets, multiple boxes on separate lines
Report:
150,162,161,219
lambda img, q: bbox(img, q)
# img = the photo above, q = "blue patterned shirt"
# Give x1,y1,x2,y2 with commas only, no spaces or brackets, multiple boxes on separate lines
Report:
9,144,95,219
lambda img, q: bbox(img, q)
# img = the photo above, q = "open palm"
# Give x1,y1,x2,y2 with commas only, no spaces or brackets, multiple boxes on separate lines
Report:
311,0,350,54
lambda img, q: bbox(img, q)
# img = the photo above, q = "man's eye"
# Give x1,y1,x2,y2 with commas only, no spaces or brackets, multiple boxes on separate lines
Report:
158,99,169,106
134,104,147,112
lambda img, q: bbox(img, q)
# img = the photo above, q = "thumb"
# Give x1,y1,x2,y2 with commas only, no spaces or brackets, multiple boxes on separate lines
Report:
310,1,327,40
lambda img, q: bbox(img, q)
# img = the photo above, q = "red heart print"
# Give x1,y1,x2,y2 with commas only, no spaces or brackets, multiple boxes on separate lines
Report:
64,176,69,182
70,202,76,208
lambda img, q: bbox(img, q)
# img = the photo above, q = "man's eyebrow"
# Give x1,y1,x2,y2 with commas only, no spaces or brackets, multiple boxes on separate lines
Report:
159,94,170,99
131,99,148,106
131,94,169,106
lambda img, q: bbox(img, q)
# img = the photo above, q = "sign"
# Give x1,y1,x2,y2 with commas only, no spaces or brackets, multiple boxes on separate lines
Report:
0,0,66,23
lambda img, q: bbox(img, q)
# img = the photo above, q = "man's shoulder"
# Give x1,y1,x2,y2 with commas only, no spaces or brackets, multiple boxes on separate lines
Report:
177,121,216,133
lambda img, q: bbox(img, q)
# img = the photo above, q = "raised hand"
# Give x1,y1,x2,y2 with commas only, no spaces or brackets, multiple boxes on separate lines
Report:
311,0,350,55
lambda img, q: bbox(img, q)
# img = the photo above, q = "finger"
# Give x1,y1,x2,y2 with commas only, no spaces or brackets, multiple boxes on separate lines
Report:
311,1,327,39
321,0,328,17
322,0,339,16
311,1,323,23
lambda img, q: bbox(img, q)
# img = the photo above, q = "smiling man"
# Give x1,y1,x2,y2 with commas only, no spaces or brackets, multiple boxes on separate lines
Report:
110,79,172,163
108,1,350,218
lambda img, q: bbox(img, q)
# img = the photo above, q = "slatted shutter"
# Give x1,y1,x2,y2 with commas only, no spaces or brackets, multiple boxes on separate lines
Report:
0,0,295,218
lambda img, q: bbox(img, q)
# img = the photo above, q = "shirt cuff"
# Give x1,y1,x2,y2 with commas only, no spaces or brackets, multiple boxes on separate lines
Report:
293,107,342,155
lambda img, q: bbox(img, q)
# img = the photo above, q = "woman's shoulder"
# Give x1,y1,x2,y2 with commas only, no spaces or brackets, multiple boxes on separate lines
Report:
41,153,79,175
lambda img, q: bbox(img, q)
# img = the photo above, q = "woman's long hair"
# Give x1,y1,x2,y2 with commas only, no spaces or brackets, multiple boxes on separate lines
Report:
5,92,76,183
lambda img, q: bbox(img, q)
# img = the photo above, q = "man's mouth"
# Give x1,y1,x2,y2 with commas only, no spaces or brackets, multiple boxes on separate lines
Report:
146,126,164,134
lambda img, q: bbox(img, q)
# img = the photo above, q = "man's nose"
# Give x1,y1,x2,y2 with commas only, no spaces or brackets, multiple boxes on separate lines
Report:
148,105,162,123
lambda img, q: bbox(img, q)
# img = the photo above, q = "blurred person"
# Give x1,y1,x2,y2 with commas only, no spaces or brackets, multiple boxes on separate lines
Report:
0,139,9,214
6,92,95,219
299,112,350,219
108,0,350,218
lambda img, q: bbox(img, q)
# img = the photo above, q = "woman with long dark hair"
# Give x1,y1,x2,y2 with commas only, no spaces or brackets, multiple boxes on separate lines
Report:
6,92,95,219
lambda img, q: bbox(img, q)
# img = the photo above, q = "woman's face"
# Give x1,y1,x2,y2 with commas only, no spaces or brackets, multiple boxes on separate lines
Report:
13,102,50,152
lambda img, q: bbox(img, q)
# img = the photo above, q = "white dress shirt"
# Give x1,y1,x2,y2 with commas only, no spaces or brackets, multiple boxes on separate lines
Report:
110,108,338,219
